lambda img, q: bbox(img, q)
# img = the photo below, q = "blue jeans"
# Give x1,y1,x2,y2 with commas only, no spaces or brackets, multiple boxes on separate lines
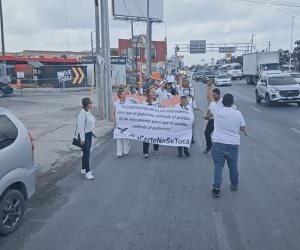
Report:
82,132,92,173
211,142,239,189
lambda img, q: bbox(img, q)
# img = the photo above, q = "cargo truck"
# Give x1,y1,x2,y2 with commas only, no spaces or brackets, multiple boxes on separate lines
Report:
243,51,281,84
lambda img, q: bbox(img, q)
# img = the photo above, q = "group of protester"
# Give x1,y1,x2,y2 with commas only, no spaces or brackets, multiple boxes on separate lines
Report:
76,72,246,198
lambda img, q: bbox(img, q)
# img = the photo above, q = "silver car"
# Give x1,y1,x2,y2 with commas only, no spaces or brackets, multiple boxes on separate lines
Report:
255,74,300,106
0,107,36,235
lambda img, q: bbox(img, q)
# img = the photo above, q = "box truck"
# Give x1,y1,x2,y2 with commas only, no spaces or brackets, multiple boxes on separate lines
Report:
243,51,281,84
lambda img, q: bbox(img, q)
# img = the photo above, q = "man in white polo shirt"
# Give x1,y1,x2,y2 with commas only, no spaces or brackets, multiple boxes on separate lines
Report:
211,93,246,198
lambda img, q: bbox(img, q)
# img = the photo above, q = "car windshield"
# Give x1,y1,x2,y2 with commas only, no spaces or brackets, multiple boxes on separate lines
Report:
268,76,297,85
205,72,214,75
218,75,229,79
262,63,280,71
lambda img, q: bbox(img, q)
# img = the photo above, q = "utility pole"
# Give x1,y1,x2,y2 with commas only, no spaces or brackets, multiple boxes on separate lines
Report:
146,0,152,78
91,31,96,88
290,15,294,71
0,0,6,78
251,34,254,53
94,0,104,120
174,45,179,75
268,41,271,51
100,0,107,120
131,21,135,74
101,0,112,121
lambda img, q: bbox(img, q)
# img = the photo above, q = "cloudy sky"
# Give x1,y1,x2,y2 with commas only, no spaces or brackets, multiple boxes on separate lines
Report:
2,0,300,65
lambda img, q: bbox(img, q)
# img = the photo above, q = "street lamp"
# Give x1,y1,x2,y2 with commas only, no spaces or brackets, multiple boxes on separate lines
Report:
276,9,300,71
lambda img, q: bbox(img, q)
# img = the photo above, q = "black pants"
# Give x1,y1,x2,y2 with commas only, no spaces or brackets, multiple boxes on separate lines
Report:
204,119,214,151
177,147,189,155
143,142,159,154
82,132,92,172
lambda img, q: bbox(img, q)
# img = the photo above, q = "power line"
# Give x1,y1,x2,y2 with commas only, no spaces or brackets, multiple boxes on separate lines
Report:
229,0,300,7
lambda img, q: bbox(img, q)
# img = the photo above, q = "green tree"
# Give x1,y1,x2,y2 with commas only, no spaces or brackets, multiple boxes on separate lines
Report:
292,40,300,71
278,49,290,67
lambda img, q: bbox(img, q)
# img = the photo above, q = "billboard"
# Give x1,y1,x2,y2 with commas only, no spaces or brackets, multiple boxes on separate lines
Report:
112,0,164,21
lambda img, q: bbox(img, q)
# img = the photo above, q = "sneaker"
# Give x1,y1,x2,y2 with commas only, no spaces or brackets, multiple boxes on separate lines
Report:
85,171,94,180
184,151,190,157
153,151,159,155
178,153,182,158
143,154,149,158
203,149,211,153
212,188,220,198
230,185,238,191
116,155,122,158
80,169,86,175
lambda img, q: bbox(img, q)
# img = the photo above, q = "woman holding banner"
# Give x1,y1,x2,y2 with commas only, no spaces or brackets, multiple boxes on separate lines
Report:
142,88,163,158
175,96,191,157
113,88,131,158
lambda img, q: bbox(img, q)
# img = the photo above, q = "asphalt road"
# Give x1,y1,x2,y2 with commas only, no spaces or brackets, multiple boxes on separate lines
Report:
1,81,300,250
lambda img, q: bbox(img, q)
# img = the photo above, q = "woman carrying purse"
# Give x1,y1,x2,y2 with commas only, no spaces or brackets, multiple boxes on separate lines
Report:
78,97,95,180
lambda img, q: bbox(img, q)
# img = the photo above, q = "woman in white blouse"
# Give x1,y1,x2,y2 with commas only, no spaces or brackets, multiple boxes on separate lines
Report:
78,97,95,180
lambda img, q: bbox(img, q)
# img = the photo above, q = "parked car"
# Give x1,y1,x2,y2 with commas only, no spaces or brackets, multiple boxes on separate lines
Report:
288,72,300,84
0,81,13,98
0,108,36,235
255,73,300,106
215,74,232,86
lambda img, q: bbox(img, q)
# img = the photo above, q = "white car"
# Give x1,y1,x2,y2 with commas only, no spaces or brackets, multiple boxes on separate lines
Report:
289,72,300,84
255,73,300,106
214,74,232,86
227,69,242,80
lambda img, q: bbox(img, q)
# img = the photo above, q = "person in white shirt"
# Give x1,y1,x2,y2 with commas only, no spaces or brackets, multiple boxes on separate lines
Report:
142,88,162,158
77,97,95,180
211,93,246,198
113,88,131,158
175,96,191,157
203,80,222,153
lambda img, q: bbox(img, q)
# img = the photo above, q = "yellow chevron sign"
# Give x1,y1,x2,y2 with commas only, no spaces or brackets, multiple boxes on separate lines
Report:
72,67,85,84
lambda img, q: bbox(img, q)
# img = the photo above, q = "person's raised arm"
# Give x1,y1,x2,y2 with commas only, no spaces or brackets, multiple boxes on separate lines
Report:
207,80,213,104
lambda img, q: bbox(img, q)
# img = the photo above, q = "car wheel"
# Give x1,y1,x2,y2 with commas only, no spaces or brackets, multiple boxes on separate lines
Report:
255,91,262,103
0,189,25,236
0,89,4,98
265,94,272,106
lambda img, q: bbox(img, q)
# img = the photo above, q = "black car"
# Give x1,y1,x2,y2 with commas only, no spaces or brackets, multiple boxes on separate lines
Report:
0,81,14,97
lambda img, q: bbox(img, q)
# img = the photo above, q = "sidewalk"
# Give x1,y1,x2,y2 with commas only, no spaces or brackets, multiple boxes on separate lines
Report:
2,87,113,173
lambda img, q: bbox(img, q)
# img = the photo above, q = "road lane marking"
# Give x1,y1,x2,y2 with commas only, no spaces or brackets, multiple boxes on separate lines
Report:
291,128,300,135
250,106,262,112
212,212,231,250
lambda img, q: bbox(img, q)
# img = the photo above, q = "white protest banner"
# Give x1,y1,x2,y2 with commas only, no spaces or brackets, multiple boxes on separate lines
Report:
114,104,194,147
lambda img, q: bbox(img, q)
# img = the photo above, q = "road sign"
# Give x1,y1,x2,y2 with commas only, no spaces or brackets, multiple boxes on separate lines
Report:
17,72,24,79
72,67,85,84
219,47,236,53
189,40,206,54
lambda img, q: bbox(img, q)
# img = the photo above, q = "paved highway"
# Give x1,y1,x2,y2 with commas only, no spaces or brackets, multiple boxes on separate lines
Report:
1,81,300,250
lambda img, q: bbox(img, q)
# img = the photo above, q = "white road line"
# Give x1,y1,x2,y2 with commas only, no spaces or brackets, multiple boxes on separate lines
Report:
212,212,231,250
250,106,262,112
291,128,300,135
